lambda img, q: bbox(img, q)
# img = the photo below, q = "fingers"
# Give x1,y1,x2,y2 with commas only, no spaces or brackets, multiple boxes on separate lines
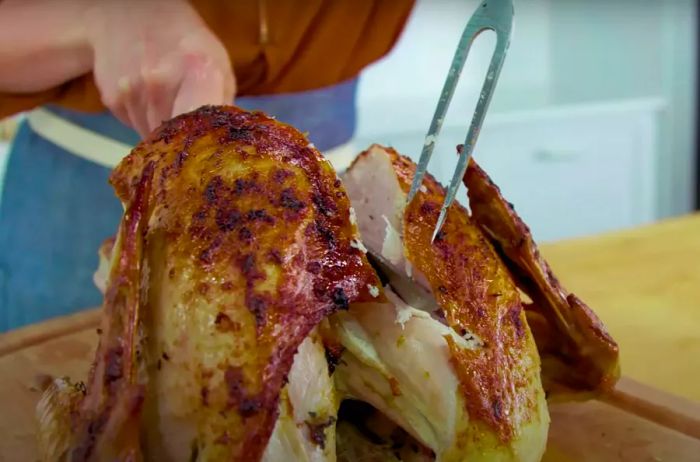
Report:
125,99,151,139
171,56,231,118
103,62,230,139
143,66,178,134
86,0,236,139
116,75,150,138
99,75,135,134
107,68,179,138
92,21,235,138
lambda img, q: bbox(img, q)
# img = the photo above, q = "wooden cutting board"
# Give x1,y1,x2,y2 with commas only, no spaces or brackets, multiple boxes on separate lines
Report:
1,309,699,461
2,214,700,460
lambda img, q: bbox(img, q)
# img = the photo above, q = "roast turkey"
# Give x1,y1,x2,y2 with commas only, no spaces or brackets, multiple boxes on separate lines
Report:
36,106,619,461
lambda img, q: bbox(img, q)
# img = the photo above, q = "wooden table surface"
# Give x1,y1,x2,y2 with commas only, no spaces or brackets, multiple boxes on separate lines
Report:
541,213,700,402
1,214,699,460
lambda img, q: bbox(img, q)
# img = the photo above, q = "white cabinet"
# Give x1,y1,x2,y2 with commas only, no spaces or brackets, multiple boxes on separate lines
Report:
352,99,663,242
472,103,660,241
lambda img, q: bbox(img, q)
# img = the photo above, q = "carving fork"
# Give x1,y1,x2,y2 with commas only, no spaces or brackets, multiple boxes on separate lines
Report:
406,0,514,241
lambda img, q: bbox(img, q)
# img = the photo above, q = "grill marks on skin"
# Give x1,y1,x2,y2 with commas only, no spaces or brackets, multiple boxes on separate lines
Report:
362,147,539,443
106,106,381,460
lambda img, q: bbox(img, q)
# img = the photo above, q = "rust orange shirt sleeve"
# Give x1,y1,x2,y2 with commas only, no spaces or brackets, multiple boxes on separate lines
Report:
0,0,414,119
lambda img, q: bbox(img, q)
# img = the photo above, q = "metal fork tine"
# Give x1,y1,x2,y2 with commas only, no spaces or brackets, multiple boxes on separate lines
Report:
406,25,476,205
432,34,510,241
406,0,514,242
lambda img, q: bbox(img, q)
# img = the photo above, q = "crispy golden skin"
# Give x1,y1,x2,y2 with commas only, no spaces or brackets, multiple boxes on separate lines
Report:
41,106,380,461
464,160,620,396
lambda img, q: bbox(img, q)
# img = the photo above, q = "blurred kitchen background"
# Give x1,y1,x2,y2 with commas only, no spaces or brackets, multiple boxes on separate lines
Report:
353,0,697,242
0,0,697,243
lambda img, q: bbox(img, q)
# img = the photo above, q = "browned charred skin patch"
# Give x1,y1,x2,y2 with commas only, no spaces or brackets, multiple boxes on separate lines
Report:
174,150,189,169
238,226,253,242
220,126,252,144
323,340,344,375
331,287,349,310
508,306,525,340
279,188,306,211
233,177,259,196
246,294,269,327
267,249,283,264
224,366,257,415
215,312,240,333
306,261,322,274
313,281,328,300
312,192,337,217
305,415,336,449
240,254,258,277
104,346,124,386
312,220,336,248
272,168,293,183
238,254,270,328
420,201,438,215
204,176,225,204
199,236,223,266
246,209,275,226
239,397,263,417
215,208,242,232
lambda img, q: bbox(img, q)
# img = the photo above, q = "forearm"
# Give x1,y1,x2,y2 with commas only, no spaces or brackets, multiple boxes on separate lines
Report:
0,0,92,93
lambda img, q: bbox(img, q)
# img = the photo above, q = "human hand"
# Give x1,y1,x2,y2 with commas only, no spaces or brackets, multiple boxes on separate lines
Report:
85,0,235,137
